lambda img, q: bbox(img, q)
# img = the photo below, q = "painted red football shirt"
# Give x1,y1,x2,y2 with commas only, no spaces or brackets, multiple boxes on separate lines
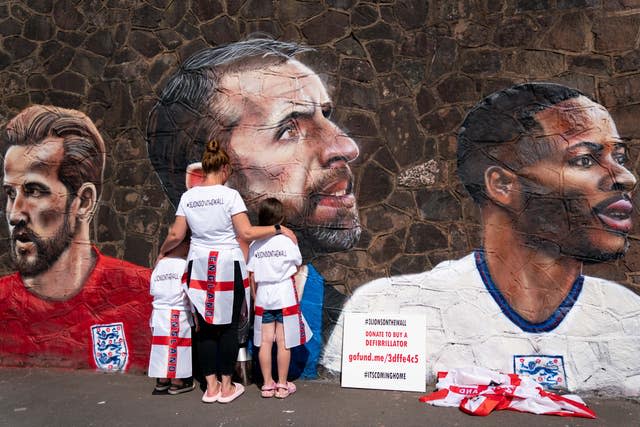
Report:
0,247,152,372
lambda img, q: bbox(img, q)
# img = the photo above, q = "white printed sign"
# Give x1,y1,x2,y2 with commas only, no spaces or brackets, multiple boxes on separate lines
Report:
341,312,426,392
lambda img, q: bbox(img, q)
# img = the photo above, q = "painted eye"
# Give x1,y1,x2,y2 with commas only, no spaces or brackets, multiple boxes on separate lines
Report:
23,186,48,198
277,122,300,141
569,155,594,167
322,105,333,119
3,187,16,200
613,152,628,166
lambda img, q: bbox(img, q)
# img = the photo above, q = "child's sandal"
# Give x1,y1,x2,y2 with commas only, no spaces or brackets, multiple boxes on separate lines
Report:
167,379,196,395
154,379,171,392
275,382,296,399
260,382,276,398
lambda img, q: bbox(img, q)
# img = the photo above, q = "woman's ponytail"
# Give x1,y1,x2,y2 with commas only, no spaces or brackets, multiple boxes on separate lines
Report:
206,139,220,153
201,139,229,173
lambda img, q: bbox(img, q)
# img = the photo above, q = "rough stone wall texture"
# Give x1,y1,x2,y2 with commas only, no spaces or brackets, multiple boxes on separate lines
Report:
1,0,640,295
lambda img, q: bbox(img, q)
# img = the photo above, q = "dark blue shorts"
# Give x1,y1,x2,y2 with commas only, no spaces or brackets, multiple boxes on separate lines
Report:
262,309,283,324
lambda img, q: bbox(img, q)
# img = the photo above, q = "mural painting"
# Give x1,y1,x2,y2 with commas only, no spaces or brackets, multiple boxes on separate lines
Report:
0,1,639,399
0,105,151,371
323,83,640,394
146,39,361,378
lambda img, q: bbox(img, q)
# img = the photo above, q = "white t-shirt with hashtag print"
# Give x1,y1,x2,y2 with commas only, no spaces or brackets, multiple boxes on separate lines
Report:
176,185,247,247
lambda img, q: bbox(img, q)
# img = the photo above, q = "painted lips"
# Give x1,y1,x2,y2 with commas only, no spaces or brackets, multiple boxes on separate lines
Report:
12,227,33,242
314,176,356,209
13,238,35,256
11,228,36,254
595,197,633,233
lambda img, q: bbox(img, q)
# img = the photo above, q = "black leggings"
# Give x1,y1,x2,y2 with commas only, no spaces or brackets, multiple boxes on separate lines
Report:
195,261,245,377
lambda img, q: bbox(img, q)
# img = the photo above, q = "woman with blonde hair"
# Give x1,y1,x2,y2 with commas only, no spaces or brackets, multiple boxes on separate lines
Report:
157,139,296,404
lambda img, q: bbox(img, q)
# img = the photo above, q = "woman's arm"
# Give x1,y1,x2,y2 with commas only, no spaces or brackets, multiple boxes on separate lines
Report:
156,216,189,265
231,212,298,244
238,237,250,262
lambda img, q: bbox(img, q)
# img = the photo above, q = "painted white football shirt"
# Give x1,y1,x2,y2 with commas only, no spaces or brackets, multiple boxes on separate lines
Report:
322,252,640,396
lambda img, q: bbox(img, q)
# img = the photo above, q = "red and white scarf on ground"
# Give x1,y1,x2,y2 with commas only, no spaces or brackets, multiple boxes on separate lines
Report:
148,309,192,378
419,367,596,419
185,244,249,325
254,277,313,349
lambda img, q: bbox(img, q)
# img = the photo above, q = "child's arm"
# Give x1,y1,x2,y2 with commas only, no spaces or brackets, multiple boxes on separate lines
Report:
192,310,199,332
249,272,256,302
187,294,199,332
292,242,305,299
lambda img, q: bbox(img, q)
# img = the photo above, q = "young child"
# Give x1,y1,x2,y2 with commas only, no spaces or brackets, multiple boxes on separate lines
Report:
148,239,195,395
248,198,313,399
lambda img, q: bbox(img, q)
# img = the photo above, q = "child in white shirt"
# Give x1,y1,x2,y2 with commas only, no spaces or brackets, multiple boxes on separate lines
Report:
148,240,195,395
248,198,312,399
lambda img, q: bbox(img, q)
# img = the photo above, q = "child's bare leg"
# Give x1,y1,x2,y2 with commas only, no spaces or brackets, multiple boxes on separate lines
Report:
275,321,290,385
259,322,276,385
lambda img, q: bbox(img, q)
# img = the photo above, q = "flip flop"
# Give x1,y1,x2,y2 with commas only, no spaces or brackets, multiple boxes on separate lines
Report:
261,382,276,398
202,390,221,403
167,380,196,395
218,382,245,404
275,382,296,399
154,379,170,392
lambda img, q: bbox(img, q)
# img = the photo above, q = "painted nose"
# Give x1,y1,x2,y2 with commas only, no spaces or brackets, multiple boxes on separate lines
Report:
8,192,28,227
317,121,359,167
610,162,637,193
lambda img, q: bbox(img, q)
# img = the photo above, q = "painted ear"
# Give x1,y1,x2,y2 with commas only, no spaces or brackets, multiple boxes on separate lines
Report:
75,182,98,222
484,166,518,208
185,162,204,189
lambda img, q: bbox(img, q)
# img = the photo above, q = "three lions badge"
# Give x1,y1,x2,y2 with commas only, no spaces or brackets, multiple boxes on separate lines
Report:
91,322,129,371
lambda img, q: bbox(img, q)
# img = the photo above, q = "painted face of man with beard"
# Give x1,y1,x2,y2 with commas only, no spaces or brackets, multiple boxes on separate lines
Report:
219,59,361,252
511,96,636,262
3,138,77,277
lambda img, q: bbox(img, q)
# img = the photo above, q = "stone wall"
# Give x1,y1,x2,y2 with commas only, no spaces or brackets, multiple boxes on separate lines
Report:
2,0,640,296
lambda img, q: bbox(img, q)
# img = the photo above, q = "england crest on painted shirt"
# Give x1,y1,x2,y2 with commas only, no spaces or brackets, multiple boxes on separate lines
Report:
91,322,129,371
513,355,566,390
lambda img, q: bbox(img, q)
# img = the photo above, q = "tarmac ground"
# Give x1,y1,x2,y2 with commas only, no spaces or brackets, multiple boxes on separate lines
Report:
1,367,639,427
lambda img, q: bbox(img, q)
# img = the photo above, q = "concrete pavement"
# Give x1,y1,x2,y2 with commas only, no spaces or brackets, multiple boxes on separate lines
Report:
0,368,638,426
